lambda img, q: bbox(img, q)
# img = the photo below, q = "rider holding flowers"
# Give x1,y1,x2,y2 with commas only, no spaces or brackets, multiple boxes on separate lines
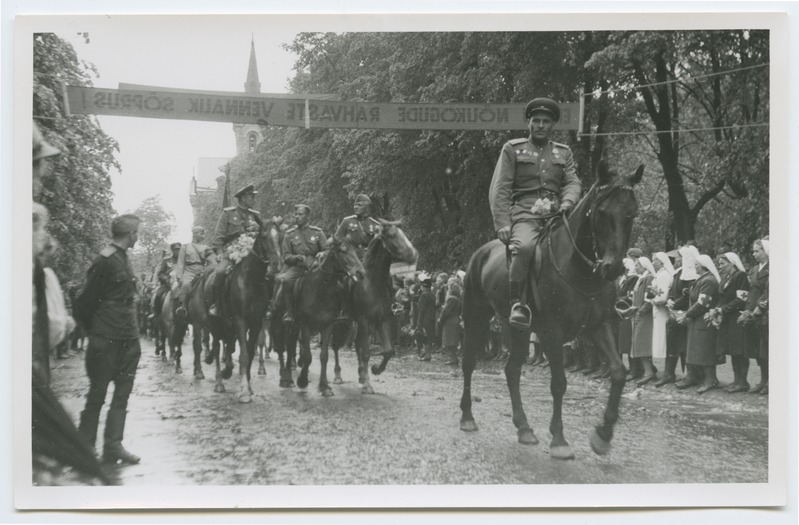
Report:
488,97,581,329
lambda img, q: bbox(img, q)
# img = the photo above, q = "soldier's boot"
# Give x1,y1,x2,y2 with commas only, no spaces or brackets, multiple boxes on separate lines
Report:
282,285,295,324
175,286,188,318
675,364,701,389
655,356,678,387
696,366,719,394
102,409,140,465
78,409,100,454
508,280,531,330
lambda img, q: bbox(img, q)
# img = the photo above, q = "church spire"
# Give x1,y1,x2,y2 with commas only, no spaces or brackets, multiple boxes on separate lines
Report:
244,36,261,93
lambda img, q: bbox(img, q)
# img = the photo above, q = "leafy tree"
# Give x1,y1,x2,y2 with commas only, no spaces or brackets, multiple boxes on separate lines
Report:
131,195,175,271
33,33,118,284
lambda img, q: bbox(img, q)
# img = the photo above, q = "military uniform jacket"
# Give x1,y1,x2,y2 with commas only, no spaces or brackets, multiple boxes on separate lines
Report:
74,244,139,339
489,138,581,231
176,242,212,281
282,224,327,268
335,214,381,257
157,256,178,287
212,205,263,250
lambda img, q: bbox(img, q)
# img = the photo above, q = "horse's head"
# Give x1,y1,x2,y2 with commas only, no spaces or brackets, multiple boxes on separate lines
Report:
378,219,418,265
328,236,366,282
254,220,283,276
585,162,644,280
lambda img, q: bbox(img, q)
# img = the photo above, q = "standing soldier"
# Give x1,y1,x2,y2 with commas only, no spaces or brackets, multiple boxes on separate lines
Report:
175,226,214,317
74,214,142,465
270,204,327,323
489,97,581,329
209,184,262,316
334,194,381,259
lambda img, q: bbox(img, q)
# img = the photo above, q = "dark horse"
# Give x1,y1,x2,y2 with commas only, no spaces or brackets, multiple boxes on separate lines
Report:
277,237,365,395
159,289,186,373
350,220,417,394
207,221,282,402
460,162,644,460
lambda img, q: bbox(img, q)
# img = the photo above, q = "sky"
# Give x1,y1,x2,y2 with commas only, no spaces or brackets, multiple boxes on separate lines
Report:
55,17,301,241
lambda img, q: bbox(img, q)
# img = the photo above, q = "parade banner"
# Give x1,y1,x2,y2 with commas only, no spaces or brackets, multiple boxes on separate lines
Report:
64,86,580,131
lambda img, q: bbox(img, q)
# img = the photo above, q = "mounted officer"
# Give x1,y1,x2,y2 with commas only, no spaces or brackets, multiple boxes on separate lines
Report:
489,97,581,329
334,194,381,259
209,184,263,317
153,241,181,312
269,203,327,323
175,226,214,317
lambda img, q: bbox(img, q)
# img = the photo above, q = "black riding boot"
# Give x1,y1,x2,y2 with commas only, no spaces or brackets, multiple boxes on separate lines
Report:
103,409,140,465
508,279,531,330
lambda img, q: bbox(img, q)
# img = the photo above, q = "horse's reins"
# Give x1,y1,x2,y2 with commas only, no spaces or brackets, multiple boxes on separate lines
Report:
318,242,356,280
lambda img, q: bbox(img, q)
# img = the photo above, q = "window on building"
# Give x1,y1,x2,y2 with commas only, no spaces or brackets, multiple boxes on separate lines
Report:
248,132,258,153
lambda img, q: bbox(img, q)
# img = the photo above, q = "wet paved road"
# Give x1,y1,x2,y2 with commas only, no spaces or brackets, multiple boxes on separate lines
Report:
49,335,768,485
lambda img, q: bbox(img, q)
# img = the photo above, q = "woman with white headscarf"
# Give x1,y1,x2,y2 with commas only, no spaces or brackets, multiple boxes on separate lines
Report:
663,244,700,385
739,238,769,395
677,253,720,393
713,252,751,393
650,252,674,362
616,258,640,362
630,256,658,385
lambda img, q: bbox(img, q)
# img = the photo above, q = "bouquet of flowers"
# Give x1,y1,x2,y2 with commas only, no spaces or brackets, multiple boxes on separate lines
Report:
530,197,558,216
226,233,256,264
704,307,723,330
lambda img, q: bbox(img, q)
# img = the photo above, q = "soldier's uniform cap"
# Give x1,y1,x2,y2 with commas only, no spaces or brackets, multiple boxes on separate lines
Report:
294,203,311,213
626,248,644,259
524,98,560,121
32,122,60,161
234,184,258,199
354,194,372,205
111,214,141,236
170,242,182,250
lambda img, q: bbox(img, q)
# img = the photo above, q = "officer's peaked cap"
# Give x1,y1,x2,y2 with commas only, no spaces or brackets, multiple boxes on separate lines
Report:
170,242,182,250
234,184,258,199
111,214,141,236
33,121,60,161
354,194,372,205
525,98,560,121
294,203,311,213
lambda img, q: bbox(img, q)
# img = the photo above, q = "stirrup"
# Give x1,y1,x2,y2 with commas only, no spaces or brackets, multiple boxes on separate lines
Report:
509,302,532,329
176,306,187,317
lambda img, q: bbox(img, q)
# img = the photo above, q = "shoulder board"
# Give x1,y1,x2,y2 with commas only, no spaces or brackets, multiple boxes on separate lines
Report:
286,226,298,233
508,137,528,145
223,206,237,212
248,208,261,215
100,246,116,258
343,215,356,221
551,141,571,149
309,226,323,231
368,217,381,225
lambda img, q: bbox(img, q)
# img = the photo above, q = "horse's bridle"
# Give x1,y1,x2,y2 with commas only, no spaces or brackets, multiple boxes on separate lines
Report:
318,241,357,280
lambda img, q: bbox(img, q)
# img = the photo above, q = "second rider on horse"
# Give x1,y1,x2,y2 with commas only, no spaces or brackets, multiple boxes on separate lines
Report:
488,97,581,330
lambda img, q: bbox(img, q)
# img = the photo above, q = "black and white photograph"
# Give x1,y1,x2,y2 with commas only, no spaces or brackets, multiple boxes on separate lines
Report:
7,3,795,520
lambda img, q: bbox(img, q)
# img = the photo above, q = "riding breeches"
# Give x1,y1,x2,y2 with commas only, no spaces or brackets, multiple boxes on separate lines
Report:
509,219,544,283
177,267,203,307
271,266,306,311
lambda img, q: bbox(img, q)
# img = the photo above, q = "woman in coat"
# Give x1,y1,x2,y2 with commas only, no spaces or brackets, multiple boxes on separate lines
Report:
661,245,699,386
677,254,721,393
630,257,657,385
616,258,639,362
651,252,675,362
739,238,769,394
712,252,750,392
415,277,437,361
438,282,462,366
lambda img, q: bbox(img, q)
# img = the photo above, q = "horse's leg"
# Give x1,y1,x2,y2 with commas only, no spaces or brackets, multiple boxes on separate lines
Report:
318,327,334,396
296,326,312,389
213,334,225,393
355,320,375,393
192,324,204,379
274,323,292,388
222,333,235,380
173,330,182,374
542,325,574,460
506,327,538,445
460,301,492,433
370,321,395,376
257,325,267,376
587,322,625,455
331,321,347,384
236,319,253,403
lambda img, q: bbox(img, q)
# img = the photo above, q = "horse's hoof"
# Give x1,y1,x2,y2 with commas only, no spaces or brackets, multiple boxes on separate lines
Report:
518,428,539,445
175,365,182,374
214,384,225,393
320,387,334,397
194,370,205,380
460,419,479,432
361,385,375,394
222,368,233,380
204,354,213,365
371,364,384,376
590,429,612,455
550,444,575,461
258,366,266,376
333,377,344,385
238,394,252,404
297,377,309,389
